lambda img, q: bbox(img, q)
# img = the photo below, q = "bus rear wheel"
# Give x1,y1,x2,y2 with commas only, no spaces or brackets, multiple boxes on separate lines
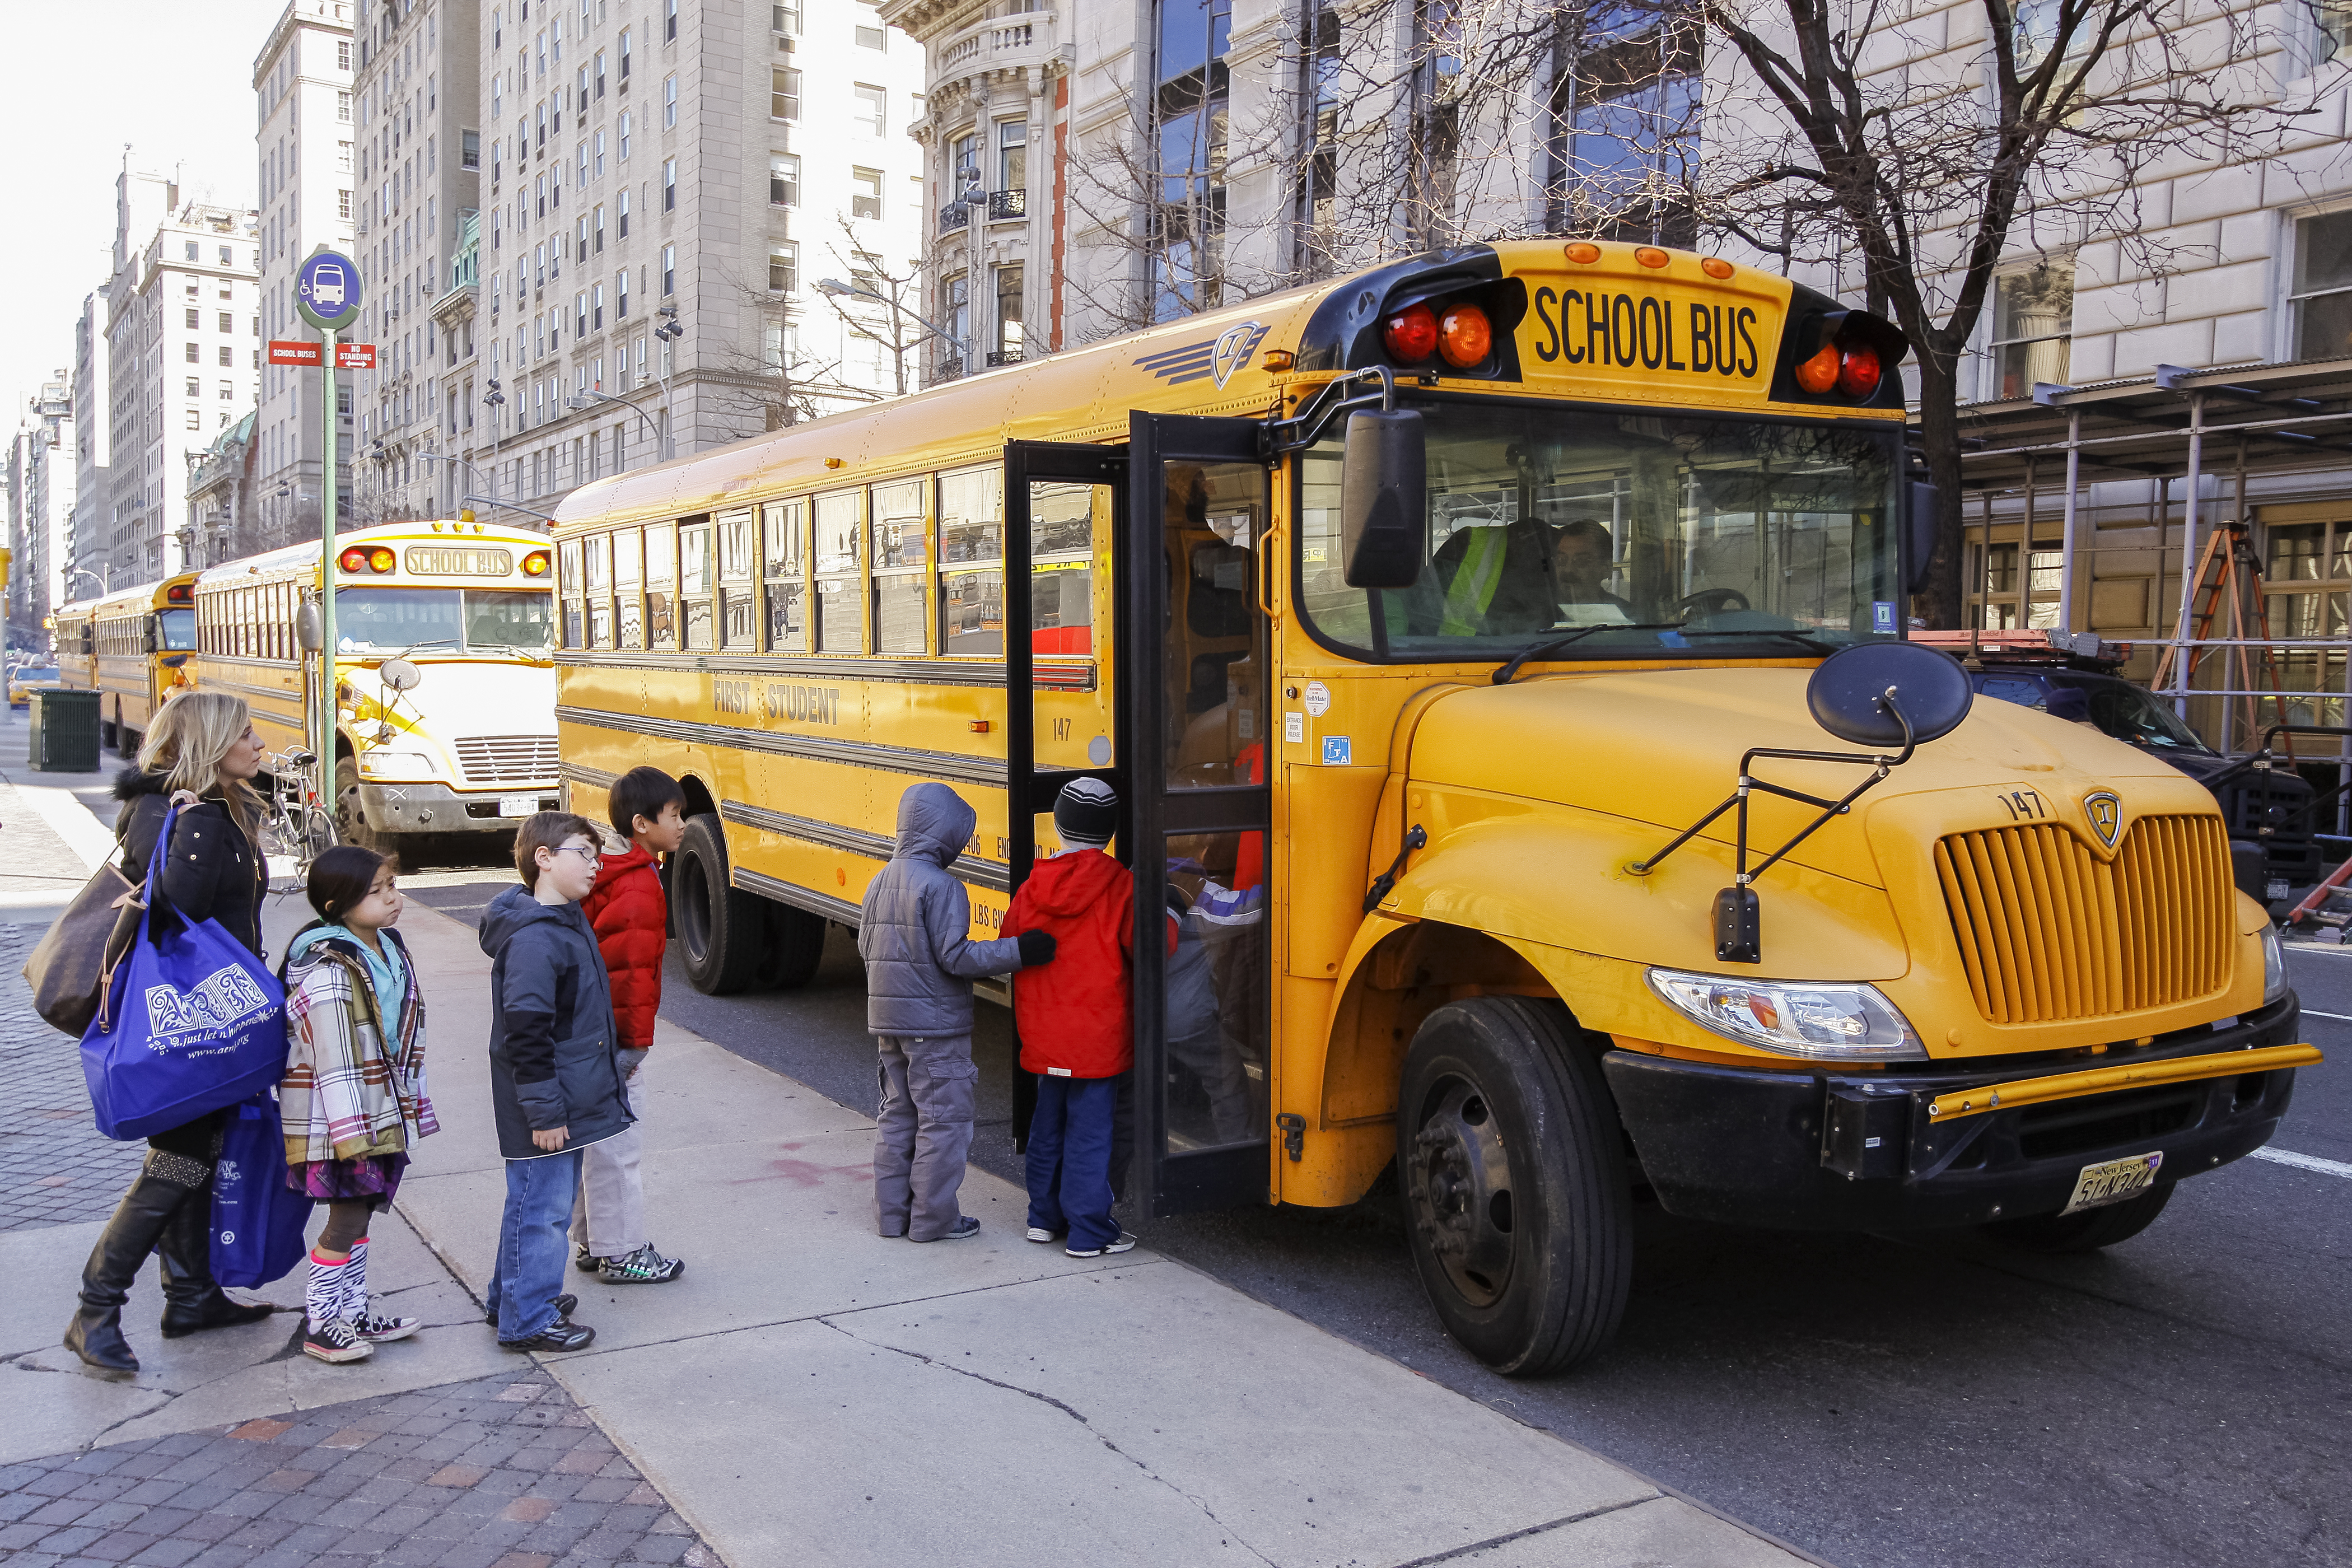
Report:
674,814,761,995
1397,997,1632,1377
1983,1182,2172,1253
752,900,828,990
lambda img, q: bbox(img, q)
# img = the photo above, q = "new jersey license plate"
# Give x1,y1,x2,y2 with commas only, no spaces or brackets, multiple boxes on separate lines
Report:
498,795,538,818
2060,1150,2164,1216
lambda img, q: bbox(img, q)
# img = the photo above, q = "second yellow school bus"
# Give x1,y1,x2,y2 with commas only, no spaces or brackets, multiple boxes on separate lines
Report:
550,240,2311,1373
52,575,200,757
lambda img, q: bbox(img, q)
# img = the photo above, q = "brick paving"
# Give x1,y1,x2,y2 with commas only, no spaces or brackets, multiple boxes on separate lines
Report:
0,1367,726,1568
0,920,146,1233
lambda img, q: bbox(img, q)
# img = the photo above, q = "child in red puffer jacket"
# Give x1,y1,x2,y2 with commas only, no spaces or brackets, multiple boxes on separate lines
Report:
571,767,688,1285
1004,777,1162,1259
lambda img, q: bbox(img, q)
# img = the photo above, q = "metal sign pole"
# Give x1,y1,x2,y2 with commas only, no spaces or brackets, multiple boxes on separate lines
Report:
320,329,339,773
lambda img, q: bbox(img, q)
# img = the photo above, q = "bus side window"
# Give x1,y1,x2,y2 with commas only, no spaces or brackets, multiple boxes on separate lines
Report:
938,464,1003,656
586,532,614,648
680,519,715,652
1032,482,1095,658
813,489,863,654
718,507,758,650
647,521,678,649
871,480,928,656
614,527,644,650
558,538,585,649
763,500,806,653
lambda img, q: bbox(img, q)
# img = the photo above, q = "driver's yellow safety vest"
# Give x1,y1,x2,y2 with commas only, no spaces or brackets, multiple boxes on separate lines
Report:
1439,527,1510,636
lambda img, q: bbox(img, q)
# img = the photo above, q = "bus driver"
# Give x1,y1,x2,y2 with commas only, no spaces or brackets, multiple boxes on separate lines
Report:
1419,517,1627,636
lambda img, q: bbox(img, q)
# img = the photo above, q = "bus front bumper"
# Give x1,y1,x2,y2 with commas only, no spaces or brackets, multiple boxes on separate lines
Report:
1600,995,2309,1231
359,781,560,834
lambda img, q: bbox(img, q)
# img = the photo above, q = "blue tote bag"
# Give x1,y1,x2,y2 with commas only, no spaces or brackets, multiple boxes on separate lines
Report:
81,804,290,1141
211,1092,314,1287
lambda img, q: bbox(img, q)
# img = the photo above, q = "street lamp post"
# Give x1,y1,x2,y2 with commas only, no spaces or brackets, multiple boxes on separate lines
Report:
463,496,558,525
567,389,669,464
65,567,105,600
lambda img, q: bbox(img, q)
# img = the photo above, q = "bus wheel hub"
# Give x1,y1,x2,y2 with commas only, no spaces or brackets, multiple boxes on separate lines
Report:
1410,1081,1515,1304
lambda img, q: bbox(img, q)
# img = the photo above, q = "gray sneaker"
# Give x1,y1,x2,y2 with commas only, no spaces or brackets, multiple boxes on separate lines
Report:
601,1244,685,1283
1065,1232,1138,1258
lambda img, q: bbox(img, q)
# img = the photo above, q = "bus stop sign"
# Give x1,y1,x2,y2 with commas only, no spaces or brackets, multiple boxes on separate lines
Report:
296,249,363,334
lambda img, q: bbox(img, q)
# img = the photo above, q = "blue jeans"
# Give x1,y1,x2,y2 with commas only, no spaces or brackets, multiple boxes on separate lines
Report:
1025,1075,1119,1252
487,1148,584,1342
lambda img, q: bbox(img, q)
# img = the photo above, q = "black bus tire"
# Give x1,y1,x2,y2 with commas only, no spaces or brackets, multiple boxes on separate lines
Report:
674,814,760,995
1982,1182,2172,1253
753,899,828,991
334,756,386,853
1397,996,1632,1377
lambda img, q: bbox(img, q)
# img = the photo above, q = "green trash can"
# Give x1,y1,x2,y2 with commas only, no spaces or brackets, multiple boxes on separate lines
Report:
29,688,102,773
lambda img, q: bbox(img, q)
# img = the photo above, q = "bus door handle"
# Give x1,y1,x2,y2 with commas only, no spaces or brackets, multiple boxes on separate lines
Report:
1256,526,1280,620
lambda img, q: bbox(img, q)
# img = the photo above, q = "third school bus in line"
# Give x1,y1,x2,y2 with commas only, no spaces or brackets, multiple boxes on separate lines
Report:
549,240,2314,1373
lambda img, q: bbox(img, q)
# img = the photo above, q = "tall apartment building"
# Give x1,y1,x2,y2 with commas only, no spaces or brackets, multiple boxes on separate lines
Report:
420,0,926,527
103,170,262,580
254,0,360,548
12,376,76,635
69,292,114,599
348,0,482,522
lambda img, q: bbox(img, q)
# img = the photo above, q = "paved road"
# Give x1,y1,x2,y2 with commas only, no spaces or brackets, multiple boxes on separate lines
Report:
394,855,2352,1568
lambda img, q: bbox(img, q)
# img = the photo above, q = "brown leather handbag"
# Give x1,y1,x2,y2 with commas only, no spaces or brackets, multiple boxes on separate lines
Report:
20,850,143,1037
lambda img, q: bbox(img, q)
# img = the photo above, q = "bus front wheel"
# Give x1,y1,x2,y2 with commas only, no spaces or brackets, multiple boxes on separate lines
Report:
1397,997,1632,1377
674,814,760,995
334,758,385,852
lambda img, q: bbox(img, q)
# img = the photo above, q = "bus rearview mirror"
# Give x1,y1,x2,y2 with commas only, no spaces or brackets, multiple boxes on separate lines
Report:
295,603,324,652
379,658,423,693
1340,409,1426,590
1905,481,1939,596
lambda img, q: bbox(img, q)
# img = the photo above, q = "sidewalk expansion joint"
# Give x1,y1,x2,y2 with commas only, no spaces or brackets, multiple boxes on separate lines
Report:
815,1313,1281,1567
1385,1495,1660,1567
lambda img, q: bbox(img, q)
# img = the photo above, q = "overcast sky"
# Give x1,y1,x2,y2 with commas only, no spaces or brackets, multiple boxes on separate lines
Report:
2,1,282,440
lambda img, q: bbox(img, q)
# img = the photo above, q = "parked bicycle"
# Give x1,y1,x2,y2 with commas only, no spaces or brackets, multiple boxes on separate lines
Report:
262,747,338,880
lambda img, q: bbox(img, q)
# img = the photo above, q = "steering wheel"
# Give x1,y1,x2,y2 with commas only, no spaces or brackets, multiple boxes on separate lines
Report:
1676,587,1751,615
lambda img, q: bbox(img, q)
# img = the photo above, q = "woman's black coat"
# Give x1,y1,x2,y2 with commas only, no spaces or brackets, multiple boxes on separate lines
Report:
113,768,265,962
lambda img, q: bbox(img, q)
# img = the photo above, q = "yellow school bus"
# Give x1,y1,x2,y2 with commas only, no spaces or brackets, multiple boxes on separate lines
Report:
50,575,200,757
190,521,561,853
549,240,2313,1373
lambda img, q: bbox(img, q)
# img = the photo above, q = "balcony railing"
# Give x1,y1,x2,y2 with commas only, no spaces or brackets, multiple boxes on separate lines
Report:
934,9,1054,78
984,350,1024,368
987,188,1026,221
939,202,969,235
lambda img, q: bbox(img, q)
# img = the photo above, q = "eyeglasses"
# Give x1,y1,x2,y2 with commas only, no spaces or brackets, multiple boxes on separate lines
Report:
548,844,601,864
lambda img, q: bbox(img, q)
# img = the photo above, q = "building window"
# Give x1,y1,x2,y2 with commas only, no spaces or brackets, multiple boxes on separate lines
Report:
853,84,885,137
462,129,481,170
593,282,605,328
219,312,232,332
620,27,633,78
944,273,969,350
618,189,631,236
338,39,351,69
219,380,234,400
185,377,200,396
994,264,1024,358
664,74,678,128
185,308,200,329
663,157,676,211
856,24,886,49
595,129,606,176
186,409,203,431
338,91,352,122
997,120,1026,192
1989,262,2074,400
950,131,978,189
619,111,632,160
594,204,606,251
618,268,630,317
2292,209,2352,360
769,152,799,207
851,166,883,221
773,2,800,35
665,0,679,41
769,242,797,293
772,67,800,120
185,241,200,261
662,243,675,295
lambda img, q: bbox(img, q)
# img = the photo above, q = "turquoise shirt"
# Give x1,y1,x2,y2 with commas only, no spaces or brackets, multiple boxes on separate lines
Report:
286,921,407,1026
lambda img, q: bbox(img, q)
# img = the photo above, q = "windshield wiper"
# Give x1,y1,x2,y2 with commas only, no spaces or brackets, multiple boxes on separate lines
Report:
1491,623,1686,686
1677,627,1838,654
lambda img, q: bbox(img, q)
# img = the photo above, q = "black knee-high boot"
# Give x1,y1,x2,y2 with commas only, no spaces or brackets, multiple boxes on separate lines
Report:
156,1180,276,1339
64,1166,189,1375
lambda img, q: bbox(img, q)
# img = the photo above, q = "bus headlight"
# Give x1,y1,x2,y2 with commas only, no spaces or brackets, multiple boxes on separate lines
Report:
2261,924,2286,1005
1646,968,1928,1061
357,750,436,781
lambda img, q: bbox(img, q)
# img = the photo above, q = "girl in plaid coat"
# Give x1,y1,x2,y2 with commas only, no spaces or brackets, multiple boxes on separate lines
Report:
279,846,438,1363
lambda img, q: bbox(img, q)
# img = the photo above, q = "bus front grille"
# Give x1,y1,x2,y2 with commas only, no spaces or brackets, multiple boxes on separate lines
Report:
1933,814,2232,1025
454,735,561,786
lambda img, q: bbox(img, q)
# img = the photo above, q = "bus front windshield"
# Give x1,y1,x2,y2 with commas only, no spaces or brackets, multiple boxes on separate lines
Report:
332,588,555,655
1298,401,1904,659
155,608,195,651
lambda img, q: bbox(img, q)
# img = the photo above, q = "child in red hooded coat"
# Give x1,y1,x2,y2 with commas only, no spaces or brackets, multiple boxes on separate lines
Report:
571,767,688,1284
1004,777,1154,1258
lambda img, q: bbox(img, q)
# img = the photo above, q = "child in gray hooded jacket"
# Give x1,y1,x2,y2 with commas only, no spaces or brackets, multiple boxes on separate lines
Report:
858,781,1054,1240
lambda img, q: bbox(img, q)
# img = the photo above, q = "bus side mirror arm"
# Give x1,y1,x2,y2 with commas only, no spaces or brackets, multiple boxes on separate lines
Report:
1905,481,1939,597
1340,409,1426,590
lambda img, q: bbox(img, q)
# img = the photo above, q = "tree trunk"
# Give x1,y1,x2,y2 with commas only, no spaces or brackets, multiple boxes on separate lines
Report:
1911,356,1968,631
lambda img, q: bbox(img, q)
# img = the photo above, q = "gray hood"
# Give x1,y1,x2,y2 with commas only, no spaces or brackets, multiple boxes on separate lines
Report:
479,884,572,957
893,781,974,869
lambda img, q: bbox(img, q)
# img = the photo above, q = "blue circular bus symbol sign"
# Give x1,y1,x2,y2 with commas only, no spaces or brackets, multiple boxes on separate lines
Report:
296,249,363,333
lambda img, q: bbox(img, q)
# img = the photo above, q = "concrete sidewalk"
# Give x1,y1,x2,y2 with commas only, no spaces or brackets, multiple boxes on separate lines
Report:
0,759,1823,1566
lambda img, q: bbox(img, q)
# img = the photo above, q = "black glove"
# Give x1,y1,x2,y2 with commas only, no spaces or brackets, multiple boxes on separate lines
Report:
1016,930,1057,967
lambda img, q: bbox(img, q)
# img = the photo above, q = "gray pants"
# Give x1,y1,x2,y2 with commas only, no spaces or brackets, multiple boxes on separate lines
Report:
571,1048,649,1259
873,1034,976,1241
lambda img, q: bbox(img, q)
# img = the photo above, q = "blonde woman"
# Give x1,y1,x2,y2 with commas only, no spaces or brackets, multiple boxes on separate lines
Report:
65,692,276,1375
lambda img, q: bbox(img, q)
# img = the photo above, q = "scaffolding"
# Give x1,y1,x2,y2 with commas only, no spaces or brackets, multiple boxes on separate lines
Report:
1950,356,2352,836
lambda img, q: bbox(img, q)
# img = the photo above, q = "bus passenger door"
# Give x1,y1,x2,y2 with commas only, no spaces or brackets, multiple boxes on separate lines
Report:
1130,413,1274,1215
1004,441,1131,1149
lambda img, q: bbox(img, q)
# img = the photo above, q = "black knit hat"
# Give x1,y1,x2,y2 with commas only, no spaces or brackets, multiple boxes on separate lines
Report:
1054,777,1119,850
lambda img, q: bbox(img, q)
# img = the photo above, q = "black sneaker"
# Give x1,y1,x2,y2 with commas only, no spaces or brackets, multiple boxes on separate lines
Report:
1065,1232,1138,1258
483,1293,576,1327
302,1319,375,1364
349,1305,422,1343
912,1216,982,1243
600,1244,685,1283
573,1245,602,1274
501,1319,595,1353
